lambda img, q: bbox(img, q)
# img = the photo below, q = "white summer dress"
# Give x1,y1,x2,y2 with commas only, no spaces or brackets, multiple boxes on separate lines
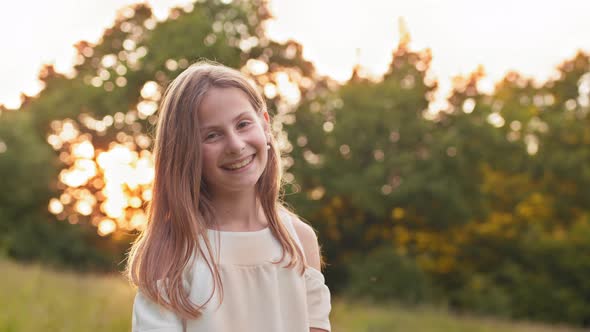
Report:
132,210,332,332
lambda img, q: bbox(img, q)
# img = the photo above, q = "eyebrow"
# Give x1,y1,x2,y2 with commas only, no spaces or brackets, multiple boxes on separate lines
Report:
199,111,253,131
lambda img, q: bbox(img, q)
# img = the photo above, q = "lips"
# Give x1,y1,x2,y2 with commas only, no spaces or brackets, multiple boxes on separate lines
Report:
221,154,255,170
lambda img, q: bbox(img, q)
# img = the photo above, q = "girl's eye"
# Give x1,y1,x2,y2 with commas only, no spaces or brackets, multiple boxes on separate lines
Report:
238,121,251,129
205,132,219,140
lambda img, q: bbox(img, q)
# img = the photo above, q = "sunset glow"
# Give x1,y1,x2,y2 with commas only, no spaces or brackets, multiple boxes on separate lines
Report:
2,1,590,110
48,118,155,235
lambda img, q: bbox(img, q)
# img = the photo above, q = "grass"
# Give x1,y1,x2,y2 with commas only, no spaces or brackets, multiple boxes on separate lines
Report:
1,259,133,332
1,258,588,332
331,301,588,332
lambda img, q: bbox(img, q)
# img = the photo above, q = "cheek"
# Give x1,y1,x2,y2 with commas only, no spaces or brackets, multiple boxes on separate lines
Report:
200,146,219,174
256,136,267,150
251,128,268,148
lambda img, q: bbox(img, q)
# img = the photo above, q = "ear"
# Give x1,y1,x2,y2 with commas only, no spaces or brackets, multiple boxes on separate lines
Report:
262,111,270,125
262,111,271,138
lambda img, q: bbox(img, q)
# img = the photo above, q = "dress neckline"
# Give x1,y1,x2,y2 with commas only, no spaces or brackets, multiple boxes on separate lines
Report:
206,226,271,236
205,226,278,265
201,209,295,265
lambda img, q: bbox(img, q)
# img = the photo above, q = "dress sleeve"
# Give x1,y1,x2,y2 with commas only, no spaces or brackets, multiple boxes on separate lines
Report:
132,288,184,332
305,267,332,331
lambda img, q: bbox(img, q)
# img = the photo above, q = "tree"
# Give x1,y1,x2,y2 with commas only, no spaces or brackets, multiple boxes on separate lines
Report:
3,0,319,269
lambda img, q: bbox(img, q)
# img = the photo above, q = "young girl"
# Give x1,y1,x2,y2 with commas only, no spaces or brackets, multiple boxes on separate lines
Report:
126,61,331,331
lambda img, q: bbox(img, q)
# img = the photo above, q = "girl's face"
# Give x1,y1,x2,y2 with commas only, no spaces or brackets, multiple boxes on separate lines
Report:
198,87,270,197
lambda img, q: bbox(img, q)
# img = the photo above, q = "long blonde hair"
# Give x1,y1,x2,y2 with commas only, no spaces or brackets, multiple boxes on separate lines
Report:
126,61,305,319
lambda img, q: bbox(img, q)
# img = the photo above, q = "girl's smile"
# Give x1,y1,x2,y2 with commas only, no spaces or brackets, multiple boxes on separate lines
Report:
221,153,256,171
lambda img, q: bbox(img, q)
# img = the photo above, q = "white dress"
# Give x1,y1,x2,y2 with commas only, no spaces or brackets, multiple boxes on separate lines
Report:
132,211,332,331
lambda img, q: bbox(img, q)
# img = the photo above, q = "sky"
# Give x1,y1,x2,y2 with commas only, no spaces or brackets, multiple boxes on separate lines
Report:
1,0,589,109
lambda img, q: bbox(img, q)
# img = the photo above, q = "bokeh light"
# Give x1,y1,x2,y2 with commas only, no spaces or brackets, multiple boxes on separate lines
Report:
47,116,155,235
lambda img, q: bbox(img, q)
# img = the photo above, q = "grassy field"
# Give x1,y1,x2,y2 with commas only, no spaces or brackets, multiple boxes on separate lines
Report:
1,258,587,332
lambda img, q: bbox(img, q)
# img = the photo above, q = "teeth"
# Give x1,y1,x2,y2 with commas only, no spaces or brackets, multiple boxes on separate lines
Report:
225,155,254,170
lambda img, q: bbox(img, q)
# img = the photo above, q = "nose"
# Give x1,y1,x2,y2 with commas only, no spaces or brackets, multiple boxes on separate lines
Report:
225,130,246,155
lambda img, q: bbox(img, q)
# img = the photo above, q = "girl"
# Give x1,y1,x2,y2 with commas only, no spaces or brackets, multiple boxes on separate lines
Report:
126,61,331,332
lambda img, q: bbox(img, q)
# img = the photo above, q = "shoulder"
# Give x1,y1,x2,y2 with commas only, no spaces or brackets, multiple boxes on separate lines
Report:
289,214,322,271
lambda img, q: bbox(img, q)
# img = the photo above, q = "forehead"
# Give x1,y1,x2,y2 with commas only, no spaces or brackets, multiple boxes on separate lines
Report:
198,87,256,125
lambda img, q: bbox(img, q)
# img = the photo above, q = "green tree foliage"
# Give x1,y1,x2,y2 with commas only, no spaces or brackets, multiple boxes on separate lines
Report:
284,40,488,290
436,52,590,325
0,109,114,269
284,37,590,325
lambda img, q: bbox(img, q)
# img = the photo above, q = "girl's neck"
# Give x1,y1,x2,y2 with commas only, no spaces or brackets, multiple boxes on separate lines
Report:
209,189,268,232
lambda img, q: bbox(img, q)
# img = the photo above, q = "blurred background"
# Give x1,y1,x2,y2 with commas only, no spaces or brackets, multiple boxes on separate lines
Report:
1,0,590,331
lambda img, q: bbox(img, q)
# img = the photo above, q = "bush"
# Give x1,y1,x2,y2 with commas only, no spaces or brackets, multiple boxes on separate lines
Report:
507,232,590,326
452,272,513,317
346,246,433,305
448,221,590,326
